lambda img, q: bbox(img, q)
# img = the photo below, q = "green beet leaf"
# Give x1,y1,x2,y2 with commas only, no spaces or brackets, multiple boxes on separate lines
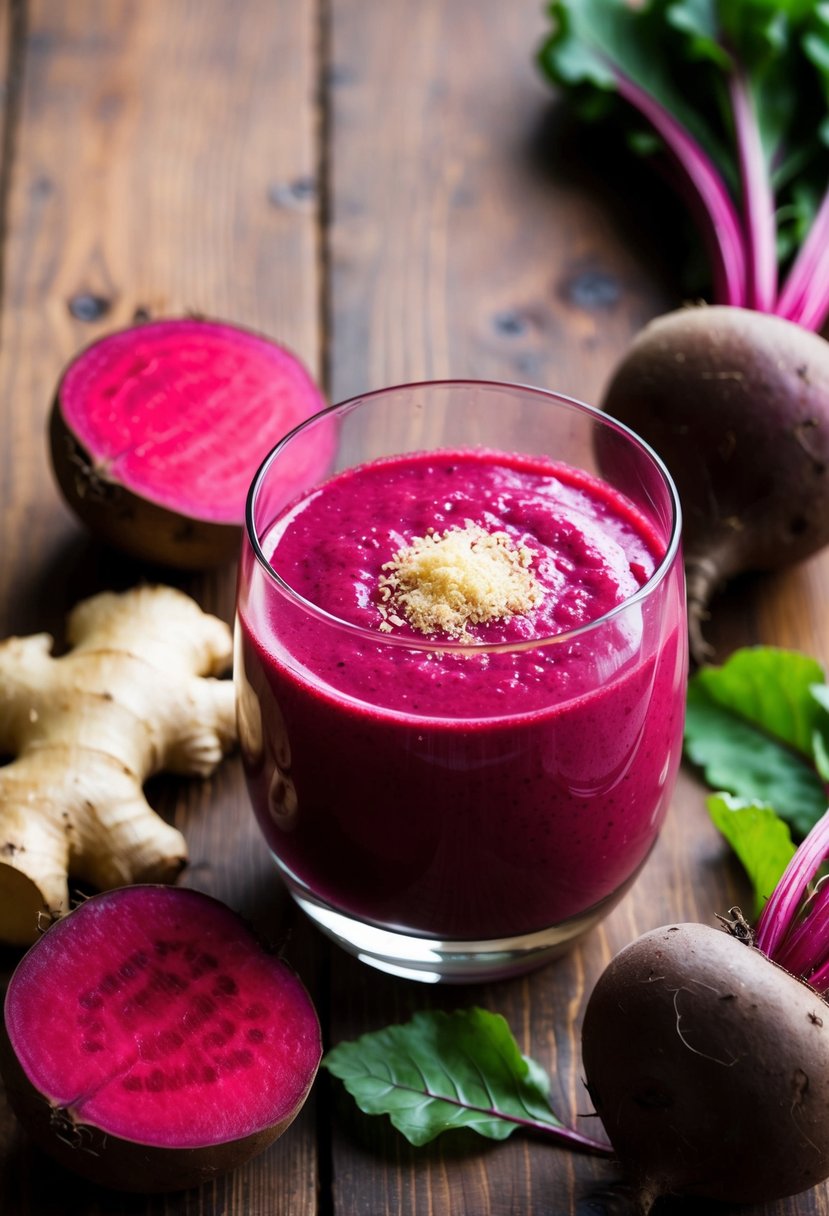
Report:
539,0,734,180
538,0,829,324
691,646,825,753
684,647,829,838
323,1007,608,1153
809,683,829,782
707,793,797,917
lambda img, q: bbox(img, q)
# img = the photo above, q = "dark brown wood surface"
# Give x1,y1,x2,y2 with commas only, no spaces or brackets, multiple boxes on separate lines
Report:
0,2,826,1214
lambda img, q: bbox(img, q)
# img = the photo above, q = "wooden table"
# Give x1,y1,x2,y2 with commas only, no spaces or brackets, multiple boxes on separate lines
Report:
0,2,826,1214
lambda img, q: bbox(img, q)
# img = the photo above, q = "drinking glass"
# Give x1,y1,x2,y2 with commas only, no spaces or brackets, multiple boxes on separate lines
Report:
235,380,686,982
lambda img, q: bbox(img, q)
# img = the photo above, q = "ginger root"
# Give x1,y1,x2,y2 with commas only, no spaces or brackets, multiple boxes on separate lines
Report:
0,585,236,946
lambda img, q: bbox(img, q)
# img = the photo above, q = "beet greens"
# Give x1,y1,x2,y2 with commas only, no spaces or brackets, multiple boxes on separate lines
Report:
325,811,829,1205
539,0,829,329
683,644,829,910
323,1007,610,1153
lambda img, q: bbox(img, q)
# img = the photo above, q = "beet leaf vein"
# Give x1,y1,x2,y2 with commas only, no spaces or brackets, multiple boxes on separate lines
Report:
323,1008,610,1153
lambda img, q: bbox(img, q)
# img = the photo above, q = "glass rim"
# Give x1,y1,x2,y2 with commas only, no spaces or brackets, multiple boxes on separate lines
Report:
244,377,683,656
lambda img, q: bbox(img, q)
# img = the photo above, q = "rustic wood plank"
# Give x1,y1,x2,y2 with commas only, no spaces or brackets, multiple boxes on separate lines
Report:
0,2,323,1212
325,2,829,1215
0,0,323,629
754,556,829,668
326,0,678,407
0,3,23,321
3,1,829,1214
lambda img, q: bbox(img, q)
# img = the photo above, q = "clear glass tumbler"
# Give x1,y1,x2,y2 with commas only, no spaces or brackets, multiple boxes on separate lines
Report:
235,380,686,982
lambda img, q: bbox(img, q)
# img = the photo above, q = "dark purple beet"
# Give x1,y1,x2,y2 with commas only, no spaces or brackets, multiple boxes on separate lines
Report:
0,885,321,1192
49,317,331,569
601,305,829,659
582,922,829,1210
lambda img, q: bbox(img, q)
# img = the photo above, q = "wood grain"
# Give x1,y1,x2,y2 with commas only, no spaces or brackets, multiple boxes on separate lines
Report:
0,2,323,1214
326,0,678,407
1,1,829,1214
325,2,829,1216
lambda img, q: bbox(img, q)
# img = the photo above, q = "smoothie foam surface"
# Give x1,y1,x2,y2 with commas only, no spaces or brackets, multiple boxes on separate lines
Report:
254,448,665,719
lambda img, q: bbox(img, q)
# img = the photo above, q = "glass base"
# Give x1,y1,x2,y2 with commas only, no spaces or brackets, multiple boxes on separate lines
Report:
290,887,624,983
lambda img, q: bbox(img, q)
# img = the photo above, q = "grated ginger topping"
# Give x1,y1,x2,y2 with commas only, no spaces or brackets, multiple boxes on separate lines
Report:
377,519,544,641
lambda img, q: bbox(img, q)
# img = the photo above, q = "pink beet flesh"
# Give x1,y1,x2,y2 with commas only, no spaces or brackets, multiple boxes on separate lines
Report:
4,887,321,1149
57,319,329,523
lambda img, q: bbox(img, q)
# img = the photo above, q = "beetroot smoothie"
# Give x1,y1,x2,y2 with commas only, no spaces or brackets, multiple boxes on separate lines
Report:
236,446,687,943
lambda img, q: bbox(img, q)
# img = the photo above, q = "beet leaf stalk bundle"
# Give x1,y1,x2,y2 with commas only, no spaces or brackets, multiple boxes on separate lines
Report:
540,0,829,324
754,800,829,989
539,1,829,658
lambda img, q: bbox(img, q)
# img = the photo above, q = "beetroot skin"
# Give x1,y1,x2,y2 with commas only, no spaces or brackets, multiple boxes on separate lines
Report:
600,305,829,658
0,886,321,1192
582,923,829,1209
49,318,331,569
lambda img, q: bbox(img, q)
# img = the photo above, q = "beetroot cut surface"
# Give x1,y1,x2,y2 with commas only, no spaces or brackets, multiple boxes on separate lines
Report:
49,318,331,568
1,886,321,1192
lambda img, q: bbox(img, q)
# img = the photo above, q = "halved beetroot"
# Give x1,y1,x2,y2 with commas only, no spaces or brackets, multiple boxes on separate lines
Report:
0,886,321,1192
49,318,330,568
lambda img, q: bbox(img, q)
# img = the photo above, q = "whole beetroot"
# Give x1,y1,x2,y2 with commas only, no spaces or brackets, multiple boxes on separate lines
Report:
582,922,829,1210
601,306,829,660
581,807,829,1211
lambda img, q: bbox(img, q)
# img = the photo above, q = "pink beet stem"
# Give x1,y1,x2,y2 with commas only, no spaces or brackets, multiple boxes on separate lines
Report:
799,949,829,994
768,876,829,982
611,72,747,308
728,66,777,313
776,189,829,330
755,806,829,964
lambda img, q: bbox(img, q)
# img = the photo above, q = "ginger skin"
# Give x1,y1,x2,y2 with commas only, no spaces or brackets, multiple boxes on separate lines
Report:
0,586,236,946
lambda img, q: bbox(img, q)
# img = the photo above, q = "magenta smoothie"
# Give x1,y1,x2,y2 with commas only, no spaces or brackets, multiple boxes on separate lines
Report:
236,446,686,942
